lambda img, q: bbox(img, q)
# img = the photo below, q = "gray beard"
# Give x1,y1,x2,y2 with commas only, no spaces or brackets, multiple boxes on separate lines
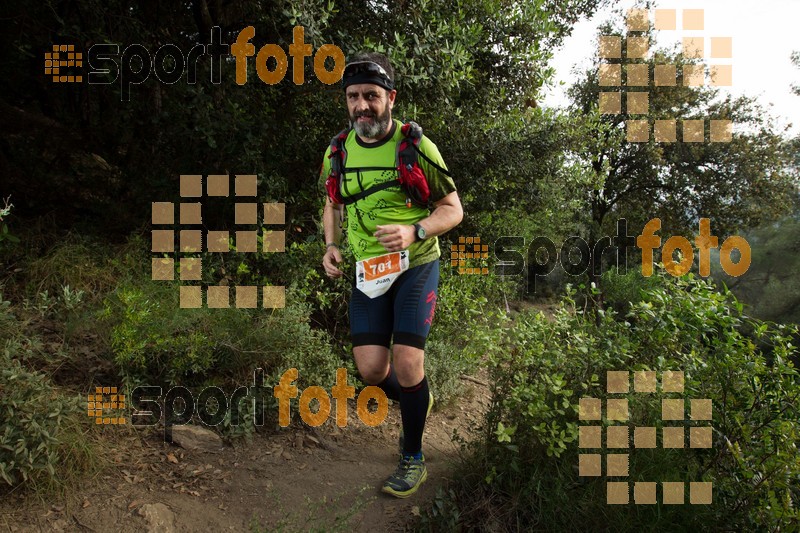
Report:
352,112,391,139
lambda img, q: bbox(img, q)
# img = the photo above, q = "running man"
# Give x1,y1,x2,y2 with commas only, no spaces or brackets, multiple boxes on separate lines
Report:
320,52,463,497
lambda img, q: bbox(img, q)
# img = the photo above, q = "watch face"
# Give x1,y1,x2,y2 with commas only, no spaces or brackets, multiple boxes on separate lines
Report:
416,225,426,239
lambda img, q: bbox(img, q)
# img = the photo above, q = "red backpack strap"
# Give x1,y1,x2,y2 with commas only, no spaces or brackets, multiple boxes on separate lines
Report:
397,121,431,208
398,121,422,167
324,128,350,204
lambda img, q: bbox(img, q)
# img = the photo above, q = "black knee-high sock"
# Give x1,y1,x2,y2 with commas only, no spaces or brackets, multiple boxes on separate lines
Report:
400,376,430,456
377,364,401,402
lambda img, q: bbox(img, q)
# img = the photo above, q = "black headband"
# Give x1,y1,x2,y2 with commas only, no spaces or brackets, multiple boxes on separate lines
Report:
342,61,394,91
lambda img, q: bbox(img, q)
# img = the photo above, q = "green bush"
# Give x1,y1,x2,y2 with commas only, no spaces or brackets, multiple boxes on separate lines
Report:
600,265,660,314
424,262,514,405
0,292,94,491
101,279,343,391
425,270,799,531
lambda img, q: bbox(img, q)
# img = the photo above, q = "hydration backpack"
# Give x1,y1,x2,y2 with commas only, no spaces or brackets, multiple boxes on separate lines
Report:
324,121,450,209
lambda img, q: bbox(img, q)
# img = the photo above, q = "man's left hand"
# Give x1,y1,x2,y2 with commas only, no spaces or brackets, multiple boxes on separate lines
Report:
374,224,415,252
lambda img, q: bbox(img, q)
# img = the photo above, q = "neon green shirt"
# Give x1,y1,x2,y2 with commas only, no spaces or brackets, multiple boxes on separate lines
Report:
320,119,457,269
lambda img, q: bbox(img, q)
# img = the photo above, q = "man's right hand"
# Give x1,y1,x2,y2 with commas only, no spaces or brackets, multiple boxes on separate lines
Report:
322,246,344,278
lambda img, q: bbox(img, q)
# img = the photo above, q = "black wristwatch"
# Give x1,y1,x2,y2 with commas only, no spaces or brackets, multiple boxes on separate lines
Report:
413,223,427,242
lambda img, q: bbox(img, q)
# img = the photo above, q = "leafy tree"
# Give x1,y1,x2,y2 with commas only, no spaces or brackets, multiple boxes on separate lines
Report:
0,0,609,235
565,20,797,295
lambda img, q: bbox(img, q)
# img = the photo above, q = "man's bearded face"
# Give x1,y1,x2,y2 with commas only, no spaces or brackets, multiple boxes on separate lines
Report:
346,84,394,139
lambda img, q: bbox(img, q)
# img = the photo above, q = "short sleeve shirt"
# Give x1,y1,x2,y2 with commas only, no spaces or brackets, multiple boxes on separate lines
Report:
320,119,457,269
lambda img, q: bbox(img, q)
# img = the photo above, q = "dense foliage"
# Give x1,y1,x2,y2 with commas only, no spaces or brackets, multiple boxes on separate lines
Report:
422,270,799,531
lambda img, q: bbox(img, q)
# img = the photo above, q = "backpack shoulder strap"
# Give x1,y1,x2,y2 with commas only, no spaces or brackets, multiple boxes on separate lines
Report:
329,127,350,175
324,128,350,204
397,121,423,168
398,121,452,177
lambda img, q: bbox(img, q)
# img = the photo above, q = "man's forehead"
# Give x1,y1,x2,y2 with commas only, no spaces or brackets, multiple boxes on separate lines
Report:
346,83,386,95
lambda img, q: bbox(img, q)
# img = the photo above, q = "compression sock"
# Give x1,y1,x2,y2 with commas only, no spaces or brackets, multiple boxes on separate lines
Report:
377,364,401,402
399,376,430,456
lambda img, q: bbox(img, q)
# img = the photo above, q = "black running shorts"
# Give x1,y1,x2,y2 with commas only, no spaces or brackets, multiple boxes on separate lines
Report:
349,259,440,350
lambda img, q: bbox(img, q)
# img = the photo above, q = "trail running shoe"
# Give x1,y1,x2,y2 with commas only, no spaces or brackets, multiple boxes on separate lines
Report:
398,392,434,455
381,454,428,498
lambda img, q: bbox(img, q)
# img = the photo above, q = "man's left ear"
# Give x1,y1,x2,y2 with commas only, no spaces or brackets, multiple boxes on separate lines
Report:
388,89,397,108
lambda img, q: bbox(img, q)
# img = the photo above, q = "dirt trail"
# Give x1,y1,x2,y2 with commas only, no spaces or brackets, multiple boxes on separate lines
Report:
0,379,490,532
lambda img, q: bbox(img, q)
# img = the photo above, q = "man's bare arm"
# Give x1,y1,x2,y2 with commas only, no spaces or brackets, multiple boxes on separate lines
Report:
323,197,343,245
417,190,463,237
322,198,344,278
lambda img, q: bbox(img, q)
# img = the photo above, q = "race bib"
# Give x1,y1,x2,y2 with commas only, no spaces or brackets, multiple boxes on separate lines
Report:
356,250,409,298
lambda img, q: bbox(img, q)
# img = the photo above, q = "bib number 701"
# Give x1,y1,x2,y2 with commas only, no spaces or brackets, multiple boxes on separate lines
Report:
370,259,392,275
362,252,402,282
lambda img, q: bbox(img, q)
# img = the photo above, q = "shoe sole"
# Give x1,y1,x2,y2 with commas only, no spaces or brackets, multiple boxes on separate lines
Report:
381,468,428,498
398,392,434,455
